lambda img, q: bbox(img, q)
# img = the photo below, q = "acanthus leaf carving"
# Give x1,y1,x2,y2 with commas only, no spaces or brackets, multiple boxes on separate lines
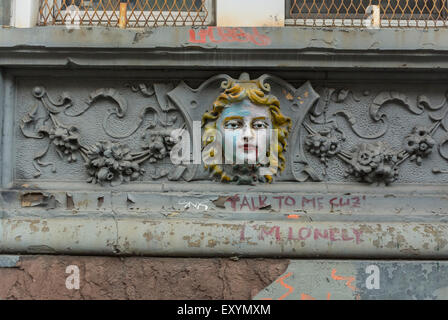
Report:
369,91,424,121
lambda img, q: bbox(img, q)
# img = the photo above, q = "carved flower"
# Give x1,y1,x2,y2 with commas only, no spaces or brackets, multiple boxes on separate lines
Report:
404,126,435,165
142,132,176,163
346,142,400,185
85,141,144,186
305,128,341,163
49,126,80,163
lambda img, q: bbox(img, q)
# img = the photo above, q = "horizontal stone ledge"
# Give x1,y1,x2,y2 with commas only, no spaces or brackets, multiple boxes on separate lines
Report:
1,26,448,52
3,187,448,218
1,217,447,258
1,27,448,69
1,51,448,70
9,181,448,194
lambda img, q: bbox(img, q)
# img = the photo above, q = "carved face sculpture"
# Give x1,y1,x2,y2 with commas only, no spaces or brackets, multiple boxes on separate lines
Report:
202,74,291,184
218,100,272,165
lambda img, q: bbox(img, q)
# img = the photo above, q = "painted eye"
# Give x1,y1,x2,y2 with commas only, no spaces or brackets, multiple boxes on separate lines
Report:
224,120,242,129
252,120,269,129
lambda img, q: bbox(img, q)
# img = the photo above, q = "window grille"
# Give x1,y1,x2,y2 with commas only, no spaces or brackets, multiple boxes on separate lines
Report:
285,0,448,28
39,0,213,27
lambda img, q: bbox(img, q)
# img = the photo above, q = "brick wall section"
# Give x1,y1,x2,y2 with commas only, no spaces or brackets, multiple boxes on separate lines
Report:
0,256,289,300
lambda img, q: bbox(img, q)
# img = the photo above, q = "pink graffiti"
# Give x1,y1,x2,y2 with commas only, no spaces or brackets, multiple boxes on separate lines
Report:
224,195,367,212
287,227,363,244
189,27,271,46
241,225,363,244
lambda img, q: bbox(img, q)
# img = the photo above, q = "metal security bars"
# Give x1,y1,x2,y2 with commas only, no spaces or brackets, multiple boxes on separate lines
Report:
39,0,213,27
38,0,448,28
286,0,448,27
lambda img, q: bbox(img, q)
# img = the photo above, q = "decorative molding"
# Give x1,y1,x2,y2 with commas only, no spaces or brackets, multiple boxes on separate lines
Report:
20,85,184,185
18,75,448,186
303,88,448,185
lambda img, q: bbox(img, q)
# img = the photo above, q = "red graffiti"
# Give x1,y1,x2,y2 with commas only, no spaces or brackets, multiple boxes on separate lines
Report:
226,195,269,211
240,224,246,241
242,225,363,244
290,227,362,244
314,228,328,240
259,226,281,241
189,27,271,46
298,227,312,240
301,196,324,210
273,196,284,209
329,195,366,209
224,195,367,212
341,228,354,241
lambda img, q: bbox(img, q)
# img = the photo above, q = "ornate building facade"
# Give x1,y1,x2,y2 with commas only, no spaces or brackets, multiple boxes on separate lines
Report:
1,0,448,299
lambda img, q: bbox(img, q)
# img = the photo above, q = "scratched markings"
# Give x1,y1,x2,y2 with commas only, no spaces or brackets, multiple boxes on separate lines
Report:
254,260,448,300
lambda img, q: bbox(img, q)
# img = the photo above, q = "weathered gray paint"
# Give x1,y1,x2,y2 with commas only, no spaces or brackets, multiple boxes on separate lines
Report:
1,72,13,188
4,186,448,220
1,26,448,262
1,217,448,258
1,26,448,51
255,260,448,300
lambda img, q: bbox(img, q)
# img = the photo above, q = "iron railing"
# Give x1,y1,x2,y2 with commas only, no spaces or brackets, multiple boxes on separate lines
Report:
286,0,448,27
39,0,213,27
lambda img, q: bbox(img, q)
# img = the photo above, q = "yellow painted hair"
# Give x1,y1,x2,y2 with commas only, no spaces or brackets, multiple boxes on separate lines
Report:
201,78,291,183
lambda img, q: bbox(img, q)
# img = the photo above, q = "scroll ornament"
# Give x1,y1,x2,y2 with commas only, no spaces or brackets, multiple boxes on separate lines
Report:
20,85,181,186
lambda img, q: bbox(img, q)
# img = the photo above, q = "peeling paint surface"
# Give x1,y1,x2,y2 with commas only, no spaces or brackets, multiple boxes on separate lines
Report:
1,26,448,264
1,27,448,70
1,217,448,258
4,188,448,218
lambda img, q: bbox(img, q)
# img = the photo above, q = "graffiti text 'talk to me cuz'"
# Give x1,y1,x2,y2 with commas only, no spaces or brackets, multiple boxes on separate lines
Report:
189,27,272,46
224,195,367,211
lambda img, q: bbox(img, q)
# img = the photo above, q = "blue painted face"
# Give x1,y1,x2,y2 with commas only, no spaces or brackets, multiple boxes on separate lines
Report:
217,100,272,165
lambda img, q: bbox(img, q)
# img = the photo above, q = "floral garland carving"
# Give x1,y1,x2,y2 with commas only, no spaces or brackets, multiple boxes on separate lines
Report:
304,88,445,185
20,86,182,186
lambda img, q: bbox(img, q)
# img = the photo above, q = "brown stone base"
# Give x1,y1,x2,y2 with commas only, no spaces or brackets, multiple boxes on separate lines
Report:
0,256,289,300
